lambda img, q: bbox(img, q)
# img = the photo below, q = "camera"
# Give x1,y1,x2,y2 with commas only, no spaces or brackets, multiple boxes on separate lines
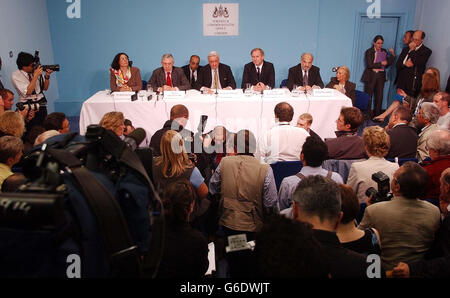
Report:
332,67,338,72
16,98,47,111
33,50,60,72
365,171,393,204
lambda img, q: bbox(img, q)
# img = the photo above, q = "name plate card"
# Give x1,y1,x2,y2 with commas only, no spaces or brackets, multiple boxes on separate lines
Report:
112,91,135,99
217,89,243,98
225,234,251,253
163,91,185,99
263,89,287,98
313,88,334,97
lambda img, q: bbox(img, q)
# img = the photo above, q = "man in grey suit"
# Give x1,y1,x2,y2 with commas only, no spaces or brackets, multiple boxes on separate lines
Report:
148,53,190,92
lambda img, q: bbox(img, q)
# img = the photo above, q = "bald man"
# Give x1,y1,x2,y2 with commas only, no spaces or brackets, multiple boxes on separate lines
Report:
287,53,324,92
396,30,432,97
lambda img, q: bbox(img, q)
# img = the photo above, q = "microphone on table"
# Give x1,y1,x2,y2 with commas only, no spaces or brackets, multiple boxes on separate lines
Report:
123,127,146,151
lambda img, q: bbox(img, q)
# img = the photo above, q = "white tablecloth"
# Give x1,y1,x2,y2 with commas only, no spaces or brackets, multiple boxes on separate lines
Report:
79,89,353,141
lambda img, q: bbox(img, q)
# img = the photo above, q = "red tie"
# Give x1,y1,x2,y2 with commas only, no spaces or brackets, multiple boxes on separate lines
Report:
166,72,172,87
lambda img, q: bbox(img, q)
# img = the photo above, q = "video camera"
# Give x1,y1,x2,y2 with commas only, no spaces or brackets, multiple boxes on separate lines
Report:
33,50,60,72
16,98,47,111
365,171,393,204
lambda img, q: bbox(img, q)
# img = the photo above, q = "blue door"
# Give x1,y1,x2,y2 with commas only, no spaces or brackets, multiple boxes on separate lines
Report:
353,16,400,110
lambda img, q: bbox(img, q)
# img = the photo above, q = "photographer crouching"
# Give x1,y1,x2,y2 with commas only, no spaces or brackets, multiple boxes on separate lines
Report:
11,51,57,129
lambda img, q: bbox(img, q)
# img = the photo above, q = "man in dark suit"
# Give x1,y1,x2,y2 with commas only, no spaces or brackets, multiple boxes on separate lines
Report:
287,53,324,91
182,55,202,90
196,51,236,93
396,30,432,97
148,53,190,92
241,48,275,91
386,106,418,159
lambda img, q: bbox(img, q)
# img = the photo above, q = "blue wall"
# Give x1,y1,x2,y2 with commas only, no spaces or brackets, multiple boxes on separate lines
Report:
0,0,59,113
46,0,417,116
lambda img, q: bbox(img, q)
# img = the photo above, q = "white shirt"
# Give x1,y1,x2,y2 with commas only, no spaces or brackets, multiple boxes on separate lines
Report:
437,111,450,130
257,122,310,164
11,69,45,102
190,68,198,82
254,62,264,75
403,43,423,65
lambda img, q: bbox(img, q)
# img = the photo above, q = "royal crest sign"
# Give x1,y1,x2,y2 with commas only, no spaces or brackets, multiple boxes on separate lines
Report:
203,3,239,36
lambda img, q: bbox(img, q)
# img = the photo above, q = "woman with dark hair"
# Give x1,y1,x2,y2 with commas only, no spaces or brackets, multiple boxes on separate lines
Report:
109,52,142,91
361,35,395,117
154,179,209,278
336,184,381,256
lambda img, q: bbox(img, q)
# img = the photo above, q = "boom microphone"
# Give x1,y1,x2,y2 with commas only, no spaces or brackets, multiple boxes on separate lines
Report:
124,128,146,151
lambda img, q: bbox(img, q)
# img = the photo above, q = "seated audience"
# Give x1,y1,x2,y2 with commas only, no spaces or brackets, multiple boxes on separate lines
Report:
254,214,329,278
422,129,450,203
347,126,399,203
34,130,60,146
150,104,193,156
202,125,232,169
0,111,25,138
337,184,381,256
123,119,135,136
359,162,441,270
196,51,236,93
433,92,450,129
326,66,356,104
374,72,440,123
325,107,366,160
148,53,190,92
278,136,343,212
109,52,142,92
43,112,70,134
241,48,275,91
0,136,24,190
287,53,324,91
416,102,440,162
393,168,450,278
292,175,371,278
99,111,125,138
385,106,418,159
257,102,309,164
296,113,321,139
154,179,209,278
22,125,45,155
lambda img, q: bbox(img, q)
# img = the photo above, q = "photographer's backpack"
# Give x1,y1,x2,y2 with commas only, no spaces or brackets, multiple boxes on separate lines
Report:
0,125,156,278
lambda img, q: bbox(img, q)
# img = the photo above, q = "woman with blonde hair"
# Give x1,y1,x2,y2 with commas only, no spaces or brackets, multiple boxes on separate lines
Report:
0,111,25,138
152,130,208,200
326,66,356,104
347,126,399,203
99,111,125,137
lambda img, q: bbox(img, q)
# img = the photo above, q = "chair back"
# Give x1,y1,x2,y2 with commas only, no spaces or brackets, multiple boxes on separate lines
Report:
270,160,303,190
354,90,370,112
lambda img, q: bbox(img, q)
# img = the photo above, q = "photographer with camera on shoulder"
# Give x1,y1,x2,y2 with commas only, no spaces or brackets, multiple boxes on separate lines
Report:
11,51,57,128
358,162,441,271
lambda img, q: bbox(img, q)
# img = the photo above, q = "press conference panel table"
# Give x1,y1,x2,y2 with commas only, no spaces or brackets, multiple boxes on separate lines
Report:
79,89,353,141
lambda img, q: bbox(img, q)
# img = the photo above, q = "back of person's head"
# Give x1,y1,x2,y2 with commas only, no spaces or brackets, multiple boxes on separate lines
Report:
341,107,363,131
420,102,440,124
0,111,25,137
274,102,294,122
362,126,390,157
34,130,60,146
254,214,329,278
301,136,328,167
426,129,450,156
421,73,440,98
162,179,197,224
2,173,27,192
396,162,428,199
293,175,341,224
0,136,23,164
170,104,189,121
16,52,34,69
339,184,360,224
234,129,256,155
157,130,192,178
99,111,124,132
298,113,313,125
426,67,441,86
43,112,66,131
393,106,412,122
